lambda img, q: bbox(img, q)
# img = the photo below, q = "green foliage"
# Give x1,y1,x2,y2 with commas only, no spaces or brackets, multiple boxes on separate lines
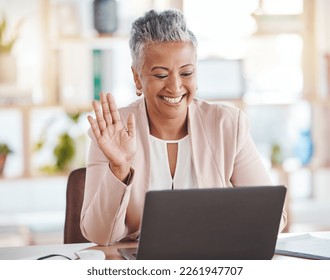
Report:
67,112,81,124
39,132,75,174
0,16,23,54
36,111,85,175
53,132,75,171
34,140,44,151
270,143,283,166
0,143,12,155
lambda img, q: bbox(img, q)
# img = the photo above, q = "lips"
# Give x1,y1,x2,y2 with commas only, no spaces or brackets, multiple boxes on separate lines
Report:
162,95,184,104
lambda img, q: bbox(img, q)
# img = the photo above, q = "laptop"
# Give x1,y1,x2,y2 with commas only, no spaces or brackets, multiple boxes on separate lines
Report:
118,186,286,260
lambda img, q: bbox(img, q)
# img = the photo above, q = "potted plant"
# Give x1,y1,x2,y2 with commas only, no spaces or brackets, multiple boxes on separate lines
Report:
0,15,23,83
0,143,12,176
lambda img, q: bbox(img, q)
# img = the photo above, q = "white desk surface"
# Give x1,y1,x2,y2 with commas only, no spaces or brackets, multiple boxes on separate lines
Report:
0,242,93,260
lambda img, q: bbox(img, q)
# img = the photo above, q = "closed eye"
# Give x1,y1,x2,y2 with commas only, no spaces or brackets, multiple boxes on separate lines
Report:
181,72,193,77
154,74,168,79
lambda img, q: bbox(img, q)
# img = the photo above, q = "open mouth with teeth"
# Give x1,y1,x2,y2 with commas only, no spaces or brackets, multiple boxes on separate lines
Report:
161,95,185,104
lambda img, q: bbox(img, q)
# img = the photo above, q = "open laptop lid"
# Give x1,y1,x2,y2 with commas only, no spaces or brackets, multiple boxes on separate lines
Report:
119,186,286,260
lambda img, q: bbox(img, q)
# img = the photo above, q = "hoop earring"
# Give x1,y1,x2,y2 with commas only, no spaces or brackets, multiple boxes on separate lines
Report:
136,88,143,96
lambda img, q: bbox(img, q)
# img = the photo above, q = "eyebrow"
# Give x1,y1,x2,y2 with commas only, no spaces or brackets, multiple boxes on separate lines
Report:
151,64,194,71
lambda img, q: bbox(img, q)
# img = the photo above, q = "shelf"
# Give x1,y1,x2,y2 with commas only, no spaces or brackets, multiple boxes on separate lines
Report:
0,85,32,106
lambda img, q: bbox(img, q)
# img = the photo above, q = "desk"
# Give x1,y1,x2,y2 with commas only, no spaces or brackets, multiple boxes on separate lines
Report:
1,232,328,260
0,241,138,260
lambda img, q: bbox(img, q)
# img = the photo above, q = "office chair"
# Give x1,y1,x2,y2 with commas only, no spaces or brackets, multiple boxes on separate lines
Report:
64,167,89,244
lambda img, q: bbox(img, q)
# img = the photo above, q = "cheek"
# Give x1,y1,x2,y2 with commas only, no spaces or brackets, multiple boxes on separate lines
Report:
186,79,197,95
143,79,164,95
185,81,197,104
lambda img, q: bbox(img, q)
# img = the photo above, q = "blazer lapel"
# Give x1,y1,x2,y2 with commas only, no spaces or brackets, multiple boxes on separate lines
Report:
188,100,225,188
134,98,151,192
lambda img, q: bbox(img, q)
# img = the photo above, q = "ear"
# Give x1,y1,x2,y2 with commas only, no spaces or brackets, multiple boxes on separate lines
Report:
131,66,142,89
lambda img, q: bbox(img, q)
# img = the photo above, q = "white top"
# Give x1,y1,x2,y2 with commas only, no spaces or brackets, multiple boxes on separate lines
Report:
149,134,198,190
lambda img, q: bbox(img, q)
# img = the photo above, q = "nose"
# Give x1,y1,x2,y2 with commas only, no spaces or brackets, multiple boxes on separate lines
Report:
165,74,183,95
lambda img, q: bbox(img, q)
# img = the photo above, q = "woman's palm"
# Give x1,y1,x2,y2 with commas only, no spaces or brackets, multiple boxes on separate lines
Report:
88,93,136,169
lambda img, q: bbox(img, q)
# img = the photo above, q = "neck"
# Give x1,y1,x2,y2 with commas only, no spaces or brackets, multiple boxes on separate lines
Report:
148,115,188,140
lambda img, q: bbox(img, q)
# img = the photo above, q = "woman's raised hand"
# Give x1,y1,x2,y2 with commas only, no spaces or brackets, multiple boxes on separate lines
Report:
87,93,136,182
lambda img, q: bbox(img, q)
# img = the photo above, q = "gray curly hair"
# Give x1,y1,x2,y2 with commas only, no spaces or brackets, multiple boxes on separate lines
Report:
129,9,198,70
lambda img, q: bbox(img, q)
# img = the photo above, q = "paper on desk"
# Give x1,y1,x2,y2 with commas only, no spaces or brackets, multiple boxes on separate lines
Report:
21,250,105,260
275,233,330,260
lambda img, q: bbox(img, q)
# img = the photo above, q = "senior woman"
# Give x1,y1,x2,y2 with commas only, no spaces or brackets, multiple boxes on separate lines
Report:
81,9,287,245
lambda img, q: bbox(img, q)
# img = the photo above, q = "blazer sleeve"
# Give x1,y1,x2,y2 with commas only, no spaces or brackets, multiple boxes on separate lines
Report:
231,110,287,232
80,129,135,245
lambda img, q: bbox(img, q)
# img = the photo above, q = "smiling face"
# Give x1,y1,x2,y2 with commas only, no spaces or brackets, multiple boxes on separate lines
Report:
132,42,197,124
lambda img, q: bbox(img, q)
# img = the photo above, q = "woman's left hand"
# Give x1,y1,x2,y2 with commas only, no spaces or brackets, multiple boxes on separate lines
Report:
87,93,136,182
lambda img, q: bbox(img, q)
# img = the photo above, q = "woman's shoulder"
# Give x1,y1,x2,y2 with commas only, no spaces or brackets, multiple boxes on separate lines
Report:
192,98,242,120
118,98,143,116
192,98,250,144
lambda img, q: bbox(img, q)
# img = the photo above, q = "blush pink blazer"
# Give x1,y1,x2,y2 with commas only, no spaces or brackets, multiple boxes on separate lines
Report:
80,98,287,245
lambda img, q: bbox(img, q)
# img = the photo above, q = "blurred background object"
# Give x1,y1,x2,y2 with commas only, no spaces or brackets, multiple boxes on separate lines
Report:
0,15,20,83
0,142,12,176
93,0,118,35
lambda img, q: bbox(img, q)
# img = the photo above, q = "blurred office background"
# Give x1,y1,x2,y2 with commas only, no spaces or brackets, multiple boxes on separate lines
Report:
0,0,329,246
